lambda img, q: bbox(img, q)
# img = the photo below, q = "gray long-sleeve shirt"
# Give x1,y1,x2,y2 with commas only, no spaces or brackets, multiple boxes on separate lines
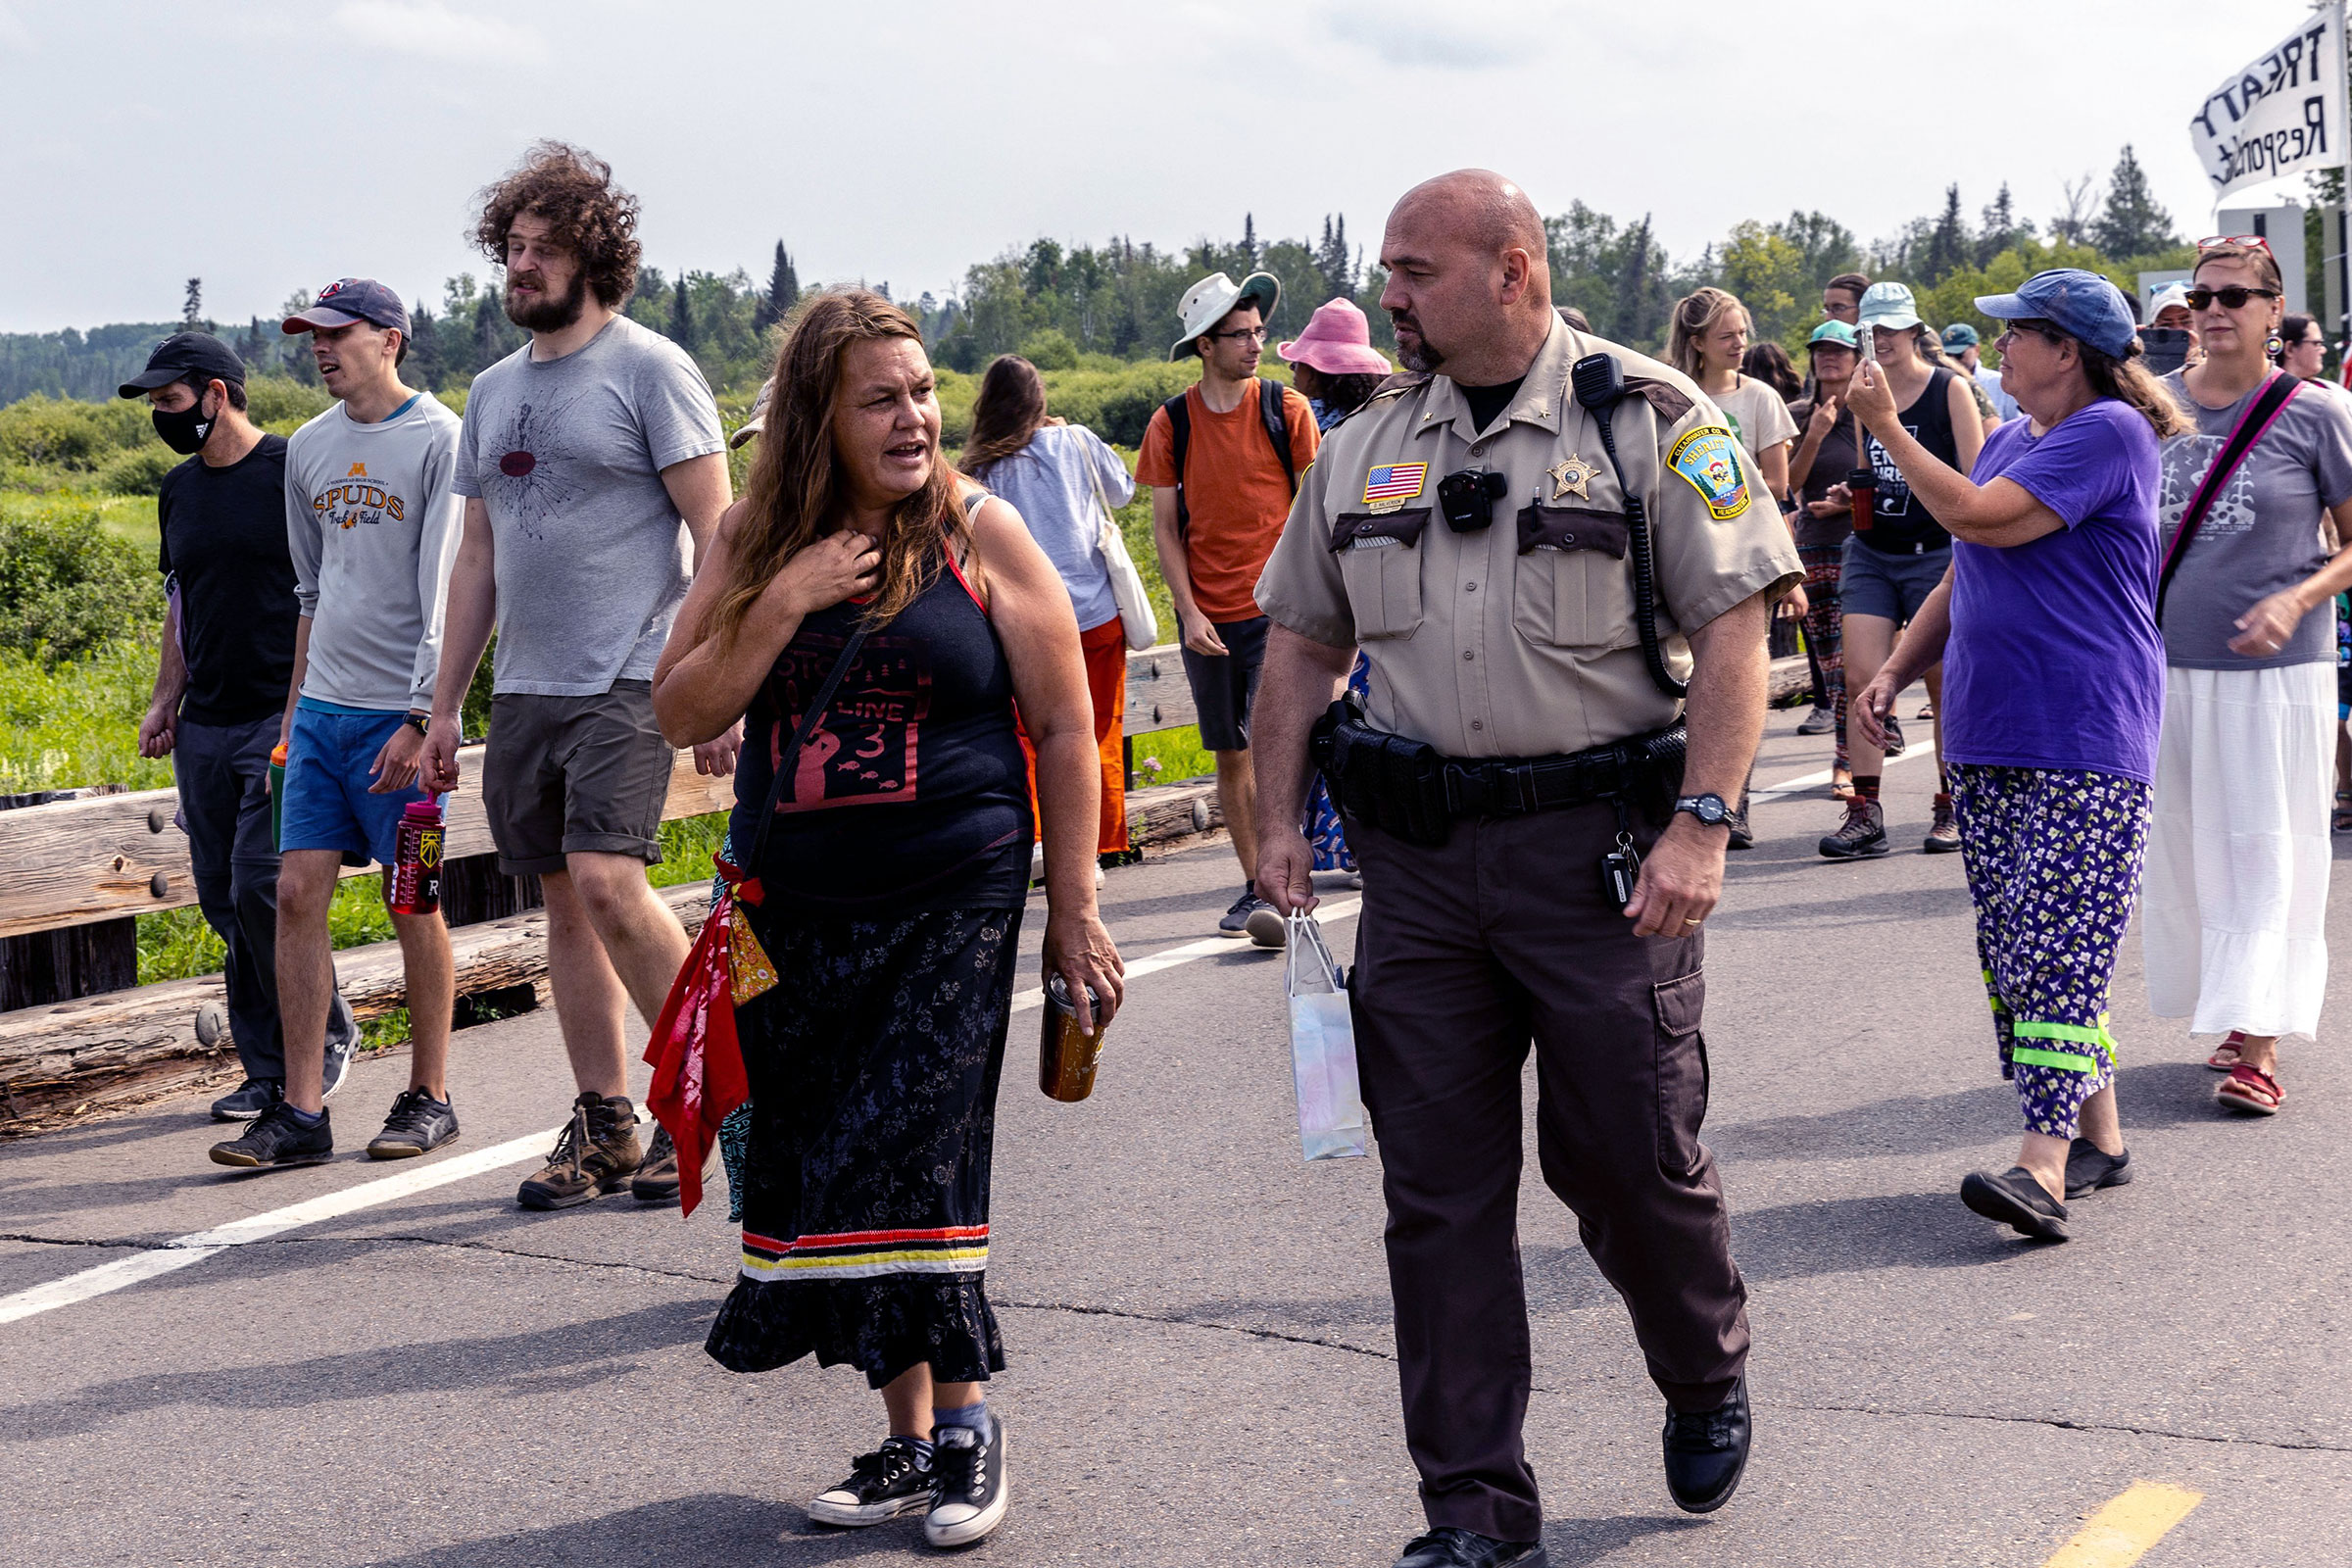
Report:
283,394,465,711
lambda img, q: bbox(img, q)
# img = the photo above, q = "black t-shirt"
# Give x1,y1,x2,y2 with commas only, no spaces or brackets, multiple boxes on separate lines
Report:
1459,374,1527,435
156,434,300,725
1788,394,1863,549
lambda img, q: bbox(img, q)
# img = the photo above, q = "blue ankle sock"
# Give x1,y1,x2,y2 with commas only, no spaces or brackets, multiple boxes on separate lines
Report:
933,1398,993,1446
889,1433,934,1465
280,1103,324,1127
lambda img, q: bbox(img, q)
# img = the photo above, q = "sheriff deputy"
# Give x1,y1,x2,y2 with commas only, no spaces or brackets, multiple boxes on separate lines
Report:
1250,170,1802,1568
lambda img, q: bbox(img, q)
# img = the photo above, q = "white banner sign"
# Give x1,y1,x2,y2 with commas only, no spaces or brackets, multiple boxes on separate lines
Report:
2189,9,2348,200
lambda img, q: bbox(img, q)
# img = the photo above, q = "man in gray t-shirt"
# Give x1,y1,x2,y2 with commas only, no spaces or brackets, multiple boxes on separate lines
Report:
423,143,734,1212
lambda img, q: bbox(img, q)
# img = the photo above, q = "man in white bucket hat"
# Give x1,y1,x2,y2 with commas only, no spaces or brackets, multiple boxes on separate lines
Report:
1138,270,1320,943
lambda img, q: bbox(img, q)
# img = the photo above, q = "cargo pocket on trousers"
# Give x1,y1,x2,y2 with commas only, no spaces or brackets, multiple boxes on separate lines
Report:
1652,968,1709,1176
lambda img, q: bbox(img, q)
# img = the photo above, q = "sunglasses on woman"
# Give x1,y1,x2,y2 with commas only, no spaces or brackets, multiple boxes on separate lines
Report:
2184,285,2278,311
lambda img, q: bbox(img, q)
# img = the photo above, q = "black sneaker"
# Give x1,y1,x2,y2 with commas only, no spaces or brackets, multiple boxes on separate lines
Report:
1817,797,1888,858
925,1417,1007,1547
1662,1377,1751,1514
631,1122,681,1203
209,1102,333,1169
1796,704,1837,736
516,1092,643,1210
367,1087,459,1159
209,1077,283,1122
1394,1527,1548,1566
1924,796,1960,854
1960,1166,2069,1241
2064,1139,2132,1200
807,1436,935,1527
1218,884,1269,939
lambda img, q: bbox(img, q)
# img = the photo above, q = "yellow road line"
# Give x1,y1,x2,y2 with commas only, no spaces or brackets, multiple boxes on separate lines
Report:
2042,1482,2202,1568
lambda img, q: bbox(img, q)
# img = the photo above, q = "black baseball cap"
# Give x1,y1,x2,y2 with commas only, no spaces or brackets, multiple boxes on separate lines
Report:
282,277,410,336
118,332,247,399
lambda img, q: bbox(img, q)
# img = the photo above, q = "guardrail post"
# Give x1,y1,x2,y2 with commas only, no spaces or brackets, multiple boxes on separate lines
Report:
0,788,136,1009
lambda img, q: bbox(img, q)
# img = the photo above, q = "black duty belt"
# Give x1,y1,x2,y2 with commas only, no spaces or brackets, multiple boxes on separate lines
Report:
1311,697,1685,848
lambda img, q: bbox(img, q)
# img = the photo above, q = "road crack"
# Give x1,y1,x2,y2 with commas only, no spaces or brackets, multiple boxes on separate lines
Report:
1785,1399,2352,1454
993,1296,1397,1363
0,1231,152,1250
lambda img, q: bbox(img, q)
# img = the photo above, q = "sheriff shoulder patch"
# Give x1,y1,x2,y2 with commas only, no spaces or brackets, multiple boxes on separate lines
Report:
1362,462,1428,514
1666,427,1750,520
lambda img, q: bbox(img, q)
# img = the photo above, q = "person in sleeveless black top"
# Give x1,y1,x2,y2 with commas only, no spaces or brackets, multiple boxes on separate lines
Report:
653,290,1123,1547
1820,282,1984,860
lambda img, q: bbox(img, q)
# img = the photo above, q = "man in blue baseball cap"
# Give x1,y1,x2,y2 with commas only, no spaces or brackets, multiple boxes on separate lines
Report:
1943,321,2018,423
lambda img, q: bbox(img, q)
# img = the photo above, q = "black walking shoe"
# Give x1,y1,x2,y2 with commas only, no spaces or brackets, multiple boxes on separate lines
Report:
1662,1377,1751,1514
2063,1139,2132,1199
1393,1527,1548,1566
516,1092,643,1209
209,1102,332,1168
1961,1166,2069,1241
807,1436,934,1527
631,1123,682,1202
209,1077,283,1122
1818,797,1889,858
321,1025,356,1102
1218,884,1273,939
925,1417,1008,1547
367,1087,459,1159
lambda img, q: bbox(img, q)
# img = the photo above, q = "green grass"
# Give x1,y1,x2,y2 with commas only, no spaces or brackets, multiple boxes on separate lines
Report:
1130,724,1214,786
0,640,173,793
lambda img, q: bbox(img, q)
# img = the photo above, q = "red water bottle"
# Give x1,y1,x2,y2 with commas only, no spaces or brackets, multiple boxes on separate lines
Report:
388,794,445,915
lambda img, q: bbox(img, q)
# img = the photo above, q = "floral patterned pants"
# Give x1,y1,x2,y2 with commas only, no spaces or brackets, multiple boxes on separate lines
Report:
1798,543,1846,769
1948,763,2151,1139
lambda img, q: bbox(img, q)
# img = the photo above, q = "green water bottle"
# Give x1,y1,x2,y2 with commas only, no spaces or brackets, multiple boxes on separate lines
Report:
269,742,287,851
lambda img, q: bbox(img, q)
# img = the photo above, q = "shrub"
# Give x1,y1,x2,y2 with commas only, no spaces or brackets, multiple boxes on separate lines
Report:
95,445,177,497
1017,328,1080,371
0,503,163,662
0,394,150,474
0,639,172,792
243,375,333,431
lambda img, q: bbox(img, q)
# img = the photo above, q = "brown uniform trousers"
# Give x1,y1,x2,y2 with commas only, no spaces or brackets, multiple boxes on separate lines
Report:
1348,799,1749,1544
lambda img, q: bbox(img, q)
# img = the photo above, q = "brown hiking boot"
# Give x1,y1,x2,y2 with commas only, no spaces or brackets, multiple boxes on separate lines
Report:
1924,795,1960,854
1817,796,1889,859
516,1091,643,1210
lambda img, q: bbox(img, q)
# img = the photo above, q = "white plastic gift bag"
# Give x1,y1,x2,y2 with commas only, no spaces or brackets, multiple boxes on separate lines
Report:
1285,910,1370,1161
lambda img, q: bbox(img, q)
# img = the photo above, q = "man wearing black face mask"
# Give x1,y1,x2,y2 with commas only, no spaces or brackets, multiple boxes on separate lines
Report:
122,332,357,1121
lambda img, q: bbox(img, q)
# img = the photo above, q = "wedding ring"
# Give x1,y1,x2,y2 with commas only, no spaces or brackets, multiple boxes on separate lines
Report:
1683,917,1704,927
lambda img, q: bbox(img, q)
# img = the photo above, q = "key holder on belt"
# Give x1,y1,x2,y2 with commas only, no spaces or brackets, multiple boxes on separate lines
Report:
1570,353,1690,702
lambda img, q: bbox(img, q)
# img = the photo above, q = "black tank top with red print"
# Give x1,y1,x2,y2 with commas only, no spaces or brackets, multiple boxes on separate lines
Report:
732,516,1032,916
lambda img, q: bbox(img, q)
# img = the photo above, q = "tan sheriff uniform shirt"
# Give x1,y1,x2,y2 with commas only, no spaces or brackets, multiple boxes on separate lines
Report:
1257,316,1802,758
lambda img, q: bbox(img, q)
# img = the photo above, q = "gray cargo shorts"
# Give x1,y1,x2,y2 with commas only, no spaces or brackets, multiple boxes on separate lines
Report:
481,679,673,875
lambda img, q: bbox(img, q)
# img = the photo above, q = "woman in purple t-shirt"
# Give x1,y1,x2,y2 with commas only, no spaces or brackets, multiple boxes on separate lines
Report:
1847,270,2188,1244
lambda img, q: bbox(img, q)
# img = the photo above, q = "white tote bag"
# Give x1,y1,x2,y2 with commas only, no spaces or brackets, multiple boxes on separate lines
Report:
1088,464,1159,651
1284,910,1370,1161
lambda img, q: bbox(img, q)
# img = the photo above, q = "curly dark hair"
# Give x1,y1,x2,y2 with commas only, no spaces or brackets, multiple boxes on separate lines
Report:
470,141,642,309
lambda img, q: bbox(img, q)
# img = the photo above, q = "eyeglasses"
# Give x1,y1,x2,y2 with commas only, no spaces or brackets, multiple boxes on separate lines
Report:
1203,325,1268,344
2184,286,2278,311
1993,319,2064,348
2197,234,2275,257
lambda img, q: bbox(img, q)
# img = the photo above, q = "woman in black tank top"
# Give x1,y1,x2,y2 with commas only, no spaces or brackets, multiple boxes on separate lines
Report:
1821,283,1985,862
652,290,1122,1544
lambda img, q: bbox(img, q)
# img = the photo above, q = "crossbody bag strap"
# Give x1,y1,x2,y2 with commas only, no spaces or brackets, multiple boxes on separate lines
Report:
739,621,871,897
2157,372,2302,623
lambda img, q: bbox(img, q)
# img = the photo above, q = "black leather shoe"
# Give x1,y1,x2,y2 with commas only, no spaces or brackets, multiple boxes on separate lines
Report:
2063,1138,2132,1200
1960,1165,2069,1241
1662,1376,1751,1514
1393,1528,1546,1567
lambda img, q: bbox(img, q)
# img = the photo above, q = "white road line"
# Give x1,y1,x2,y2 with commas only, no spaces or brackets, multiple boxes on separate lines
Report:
1748,723,1936,802
3,896,1367,1327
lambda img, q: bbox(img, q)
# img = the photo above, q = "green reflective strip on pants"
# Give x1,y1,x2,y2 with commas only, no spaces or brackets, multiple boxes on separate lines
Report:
2011,1046,2098,1072
2012,1015,2116,1071
2013,1021,2104,1045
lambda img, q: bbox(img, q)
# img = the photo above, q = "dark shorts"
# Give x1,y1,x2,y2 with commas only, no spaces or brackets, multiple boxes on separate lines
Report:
482,679,673,875
1179,613,1270,753
1840,536,1951,623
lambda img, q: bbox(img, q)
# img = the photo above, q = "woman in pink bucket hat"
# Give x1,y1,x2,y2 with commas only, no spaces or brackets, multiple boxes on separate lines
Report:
1278,298,1394,432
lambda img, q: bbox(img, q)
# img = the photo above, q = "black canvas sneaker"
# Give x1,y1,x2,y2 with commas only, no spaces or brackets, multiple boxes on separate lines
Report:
807,1436,934,1527
925,1418,1008,1546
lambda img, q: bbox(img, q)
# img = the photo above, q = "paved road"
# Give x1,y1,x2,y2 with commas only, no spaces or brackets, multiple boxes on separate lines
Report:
5,698,2348,1567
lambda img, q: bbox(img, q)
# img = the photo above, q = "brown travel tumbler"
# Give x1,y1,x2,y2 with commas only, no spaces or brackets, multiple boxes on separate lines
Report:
1039,972,1107,1102
1846,466,1876,533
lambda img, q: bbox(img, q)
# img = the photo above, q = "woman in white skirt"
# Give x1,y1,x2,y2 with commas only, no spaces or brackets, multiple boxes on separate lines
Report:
2146,237,2352,1114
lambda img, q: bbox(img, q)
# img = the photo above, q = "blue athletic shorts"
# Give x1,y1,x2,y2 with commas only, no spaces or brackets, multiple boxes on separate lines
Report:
280,705,423,865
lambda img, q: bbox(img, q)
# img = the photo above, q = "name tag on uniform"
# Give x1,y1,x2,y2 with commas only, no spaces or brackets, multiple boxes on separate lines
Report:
1667,427,1751,521
1362,463,1428,515
1345,534,1403,551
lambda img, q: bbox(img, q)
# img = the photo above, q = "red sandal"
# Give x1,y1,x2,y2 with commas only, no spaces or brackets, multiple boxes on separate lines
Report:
2215,1062,2283,1116
2205,1031,2246,1072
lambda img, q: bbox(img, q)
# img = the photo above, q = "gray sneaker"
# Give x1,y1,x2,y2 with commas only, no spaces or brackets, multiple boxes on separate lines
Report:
1795,705,1837,736
210,1077,283,1122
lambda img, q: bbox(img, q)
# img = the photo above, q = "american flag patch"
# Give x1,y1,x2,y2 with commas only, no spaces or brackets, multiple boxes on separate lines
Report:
1363,463,1428,503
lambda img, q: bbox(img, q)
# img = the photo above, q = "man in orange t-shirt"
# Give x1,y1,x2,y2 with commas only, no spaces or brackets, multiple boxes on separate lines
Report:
1137,270,1321,942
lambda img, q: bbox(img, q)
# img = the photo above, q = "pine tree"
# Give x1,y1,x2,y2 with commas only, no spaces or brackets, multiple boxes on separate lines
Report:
181,278,203,327
1977,183,2033,265
754,241,798,331
669,275,694,348
1922,184,1969,283
1315,215,1355,298
2091,145,2179,259
1242,213,1258,269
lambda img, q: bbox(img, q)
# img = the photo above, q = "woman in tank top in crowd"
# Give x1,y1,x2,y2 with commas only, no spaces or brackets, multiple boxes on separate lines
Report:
652,289,1124,1549
1819,280,1984,860
1788,320,1865,794
2142,239,2352,1117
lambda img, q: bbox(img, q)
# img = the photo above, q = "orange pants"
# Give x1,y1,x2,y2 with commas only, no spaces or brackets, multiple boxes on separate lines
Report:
1020,616,1129,856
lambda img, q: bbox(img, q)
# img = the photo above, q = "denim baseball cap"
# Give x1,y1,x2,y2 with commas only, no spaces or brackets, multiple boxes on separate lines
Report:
283,277,410,336
1974,269,2136,359
1806,319,1859,349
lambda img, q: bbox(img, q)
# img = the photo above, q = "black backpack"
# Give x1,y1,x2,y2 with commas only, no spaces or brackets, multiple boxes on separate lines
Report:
1162,378,1298,538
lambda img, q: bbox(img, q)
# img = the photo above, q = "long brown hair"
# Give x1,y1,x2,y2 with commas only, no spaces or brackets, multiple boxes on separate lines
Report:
1669,287,1746,377
710,289,969,647
2083,339,2191,439
962,355,1048,478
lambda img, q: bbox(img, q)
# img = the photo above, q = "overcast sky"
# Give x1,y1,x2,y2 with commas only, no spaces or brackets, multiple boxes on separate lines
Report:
0,0,2327,334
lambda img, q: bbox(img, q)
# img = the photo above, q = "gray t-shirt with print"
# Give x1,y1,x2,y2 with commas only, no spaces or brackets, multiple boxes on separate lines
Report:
2157,371,2352,668
454,315,725,695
